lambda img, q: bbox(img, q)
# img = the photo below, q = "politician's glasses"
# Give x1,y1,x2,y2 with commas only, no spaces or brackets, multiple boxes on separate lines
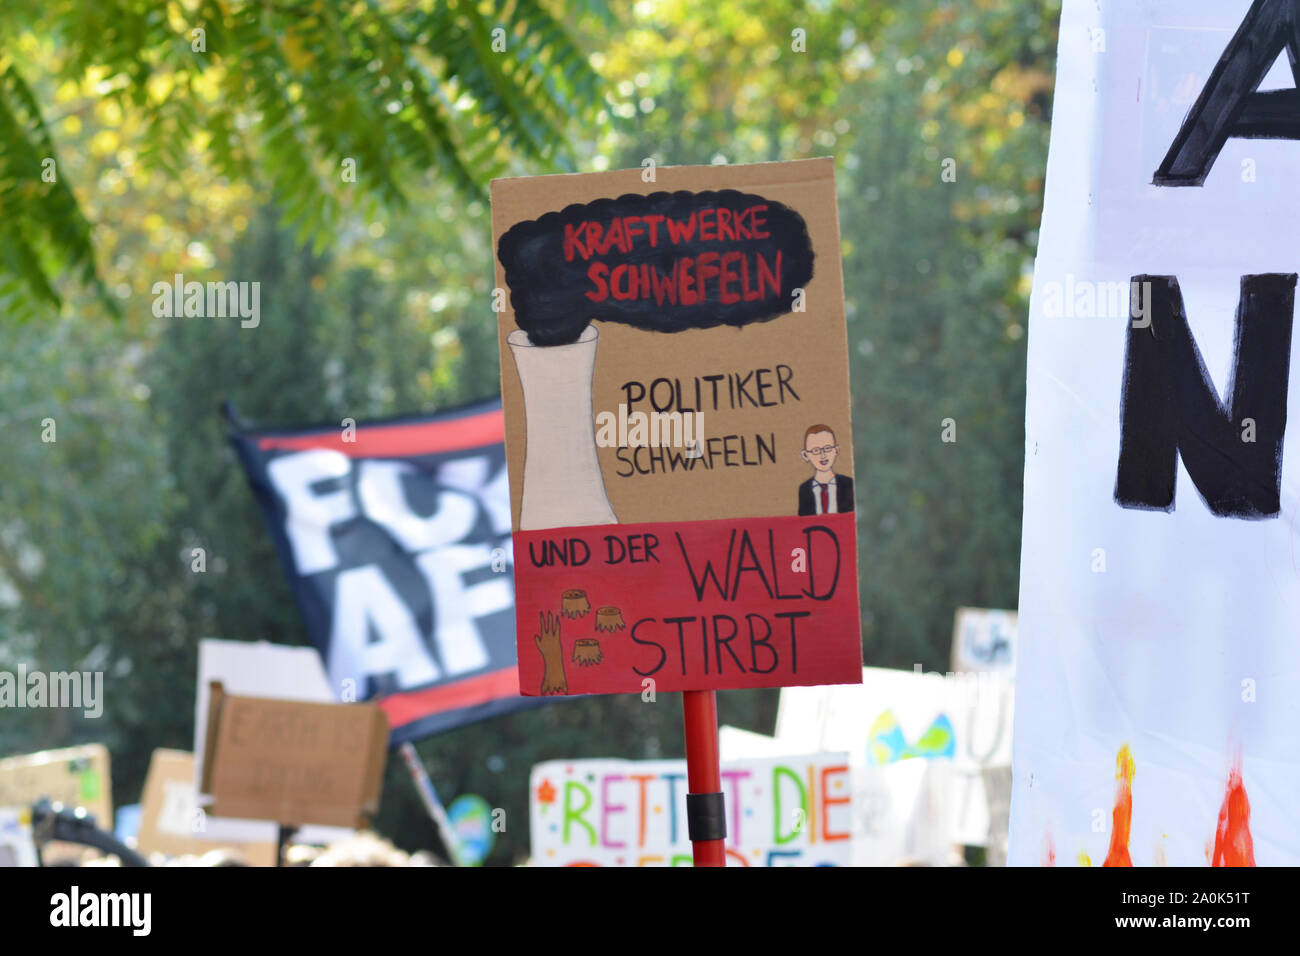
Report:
805,445,837,456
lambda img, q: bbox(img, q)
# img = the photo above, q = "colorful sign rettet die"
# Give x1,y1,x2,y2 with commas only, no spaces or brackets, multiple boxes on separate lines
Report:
492,159,863,696
530,756,852,866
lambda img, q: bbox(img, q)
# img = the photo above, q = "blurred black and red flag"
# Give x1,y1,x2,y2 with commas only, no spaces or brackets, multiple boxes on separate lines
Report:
229,398,533,744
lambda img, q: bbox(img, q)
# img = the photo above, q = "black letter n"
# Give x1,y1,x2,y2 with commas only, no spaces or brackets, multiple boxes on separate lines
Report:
1115,275,1296,518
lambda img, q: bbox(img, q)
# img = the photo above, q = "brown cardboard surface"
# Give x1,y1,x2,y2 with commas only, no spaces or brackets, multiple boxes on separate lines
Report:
492,158,853,528
494,160,863,697
200,683,389,828
137,749,276,865
0,744,112,826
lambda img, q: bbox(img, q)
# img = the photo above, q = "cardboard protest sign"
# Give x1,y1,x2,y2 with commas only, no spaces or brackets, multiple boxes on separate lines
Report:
193,639,356,848
137,750,276,865
0,744,111,827
950,607,1017,675
529,754,851,866
200,682,388,829
492,159,862,696
1012,0,1300,866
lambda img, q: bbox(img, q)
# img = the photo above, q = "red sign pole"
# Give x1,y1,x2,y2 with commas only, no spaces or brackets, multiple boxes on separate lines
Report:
682,689,727,867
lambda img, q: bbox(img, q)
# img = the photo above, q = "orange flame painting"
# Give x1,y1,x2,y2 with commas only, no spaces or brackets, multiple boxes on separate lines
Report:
1046,742,1259,866
1102,744,1135,867
1211,759,1255,867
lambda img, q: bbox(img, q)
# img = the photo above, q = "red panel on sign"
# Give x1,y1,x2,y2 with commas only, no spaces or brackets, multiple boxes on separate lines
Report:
513,512,861,696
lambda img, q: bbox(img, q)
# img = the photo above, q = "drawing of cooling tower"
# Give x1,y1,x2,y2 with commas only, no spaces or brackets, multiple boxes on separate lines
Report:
507,324,618,530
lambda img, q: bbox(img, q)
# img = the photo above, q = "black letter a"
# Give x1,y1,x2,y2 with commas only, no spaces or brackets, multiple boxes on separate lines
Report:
1156,0,1300,186
1116,275,1296,518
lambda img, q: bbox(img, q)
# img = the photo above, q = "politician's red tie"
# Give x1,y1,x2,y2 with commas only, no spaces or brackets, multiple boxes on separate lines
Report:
820,483,829,514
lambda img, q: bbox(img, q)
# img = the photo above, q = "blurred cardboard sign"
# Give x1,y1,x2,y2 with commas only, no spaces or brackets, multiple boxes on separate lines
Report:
193,639,336,788
0,744,111,827
493,159,862,698
137,749,275,866
950,607,1017,674
200,682,388,828
194,639,357,846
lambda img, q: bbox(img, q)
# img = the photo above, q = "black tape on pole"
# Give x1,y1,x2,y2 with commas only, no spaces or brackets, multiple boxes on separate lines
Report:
686,792,727,842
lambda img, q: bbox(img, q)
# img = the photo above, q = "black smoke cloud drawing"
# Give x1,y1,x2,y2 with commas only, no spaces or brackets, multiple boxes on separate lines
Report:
498,189,815,346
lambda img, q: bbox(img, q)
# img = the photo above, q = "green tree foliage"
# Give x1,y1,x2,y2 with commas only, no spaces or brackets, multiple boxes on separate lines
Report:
840,3,1057,667
0,0,605,320
0,318,192,792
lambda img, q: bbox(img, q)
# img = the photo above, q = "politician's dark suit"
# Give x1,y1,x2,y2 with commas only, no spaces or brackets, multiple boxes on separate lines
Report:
798,474,854,516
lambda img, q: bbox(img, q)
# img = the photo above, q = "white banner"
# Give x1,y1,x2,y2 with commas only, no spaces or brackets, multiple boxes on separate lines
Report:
1012,0,1300,866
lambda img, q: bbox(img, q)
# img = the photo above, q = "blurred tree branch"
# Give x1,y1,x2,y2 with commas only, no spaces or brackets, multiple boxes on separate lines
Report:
0,0,611,321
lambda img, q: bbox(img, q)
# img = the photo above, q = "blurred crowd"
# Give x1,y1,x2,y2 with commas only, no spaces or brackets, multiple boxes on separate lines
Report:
42,832,442,867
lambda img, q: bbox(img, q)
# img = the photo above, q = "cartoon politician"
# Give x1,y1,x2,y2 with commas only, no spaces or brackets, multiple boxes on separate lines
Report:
798,424,854,515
